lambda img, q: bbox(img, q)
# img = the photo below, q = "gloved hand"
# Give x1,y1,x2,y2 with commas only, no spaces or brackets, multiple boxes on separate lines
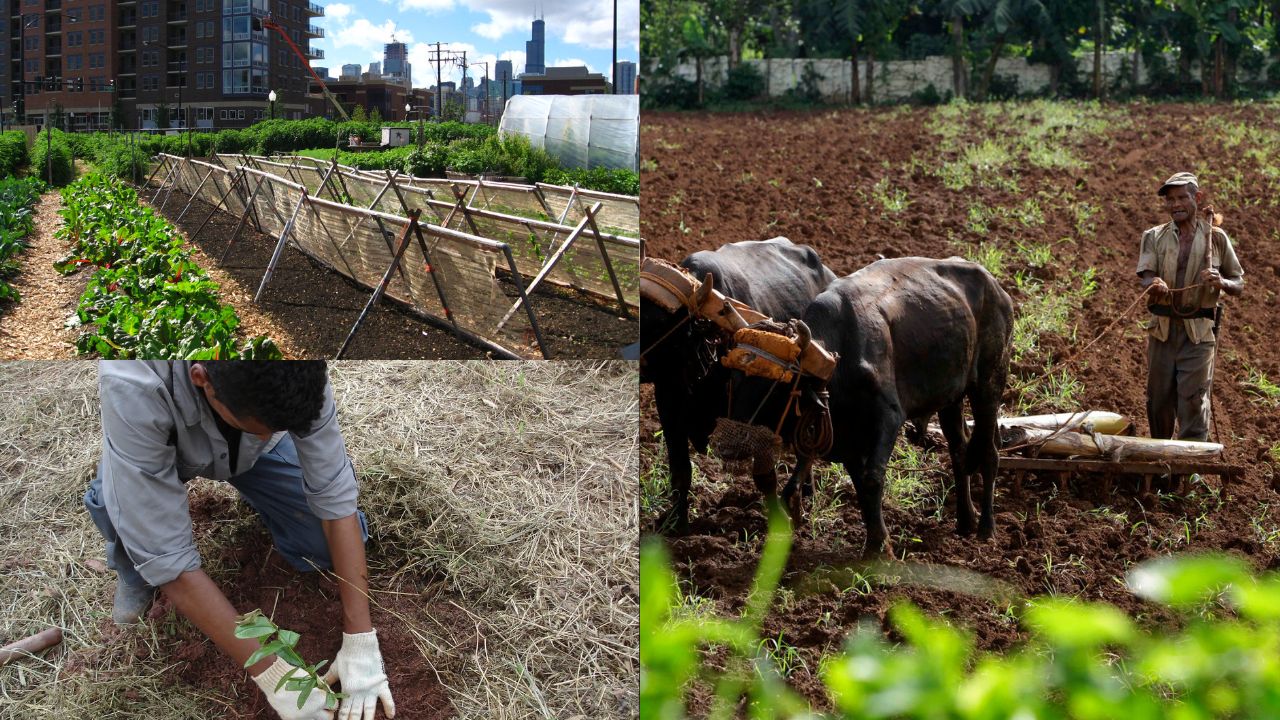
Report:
322,629,396,720
253,656,335,720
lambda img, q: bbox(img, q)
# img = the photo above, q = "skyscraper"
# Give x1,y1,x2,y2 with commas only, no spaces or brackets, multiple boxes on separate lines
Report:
524,18,545,75
615,61,637,94
383,39,411,87
495,59,514,99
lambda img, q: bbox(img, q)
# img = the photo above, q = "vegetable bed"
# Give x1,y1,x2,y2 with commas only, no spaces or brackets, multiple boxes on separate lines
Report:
0,177,47,303
53,174,282,358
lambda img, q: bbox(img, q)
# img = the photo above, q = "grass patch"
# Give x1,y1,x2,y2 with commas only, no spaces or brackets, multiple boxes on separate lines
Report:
964,243,1007,278
1241,365,1280,406
872,176,911,213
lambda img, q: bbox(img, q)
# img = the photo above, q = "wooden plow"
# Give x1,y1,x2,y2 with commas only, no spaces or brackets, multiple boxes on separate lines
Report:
991,411,1245,499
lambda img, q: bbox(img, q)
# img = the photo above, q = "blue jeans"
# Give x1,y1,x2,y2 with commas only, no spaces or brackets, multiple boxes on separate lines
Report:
84,434,368,588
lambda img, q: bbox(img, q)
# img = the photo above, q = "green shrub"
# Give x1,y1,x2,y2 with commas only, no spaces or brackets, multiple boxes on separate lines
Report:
0,131,29,177
542,166,640,195
722,63,766,101
213,129,253,154
94,136,152,183
31,129,75,186
495,134,560,183
0,176,47,303
446,137,506,175
403,145,448,177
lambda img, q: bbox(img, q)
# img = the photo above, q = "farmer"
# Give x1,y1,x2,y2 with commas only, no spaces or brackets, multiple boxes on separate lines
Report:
1137,172,1244,442
84,361,396,720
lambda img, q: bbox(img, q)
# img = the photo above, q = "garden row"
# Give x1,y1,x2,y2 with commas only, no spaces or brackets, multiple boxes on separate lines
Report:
643,512,1280,719
53,174,282,359
0,176,46,303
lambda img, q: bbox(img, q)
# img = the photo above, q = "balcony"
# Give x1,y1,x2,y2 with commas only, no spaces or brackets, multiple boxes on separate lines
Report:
167,12,187,22
167,34,186,47
305,1,323,15
45,0,59,10
46,43,60,55
119,14,137,27
305,46,322,59
304,24,322,37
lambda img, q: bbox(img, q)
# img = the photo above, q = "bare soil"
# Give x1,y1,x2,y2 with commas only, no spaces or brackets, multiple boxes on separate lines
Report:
152,187,635,359
66,489,459,719
641,104,1280,710
0,191,82,358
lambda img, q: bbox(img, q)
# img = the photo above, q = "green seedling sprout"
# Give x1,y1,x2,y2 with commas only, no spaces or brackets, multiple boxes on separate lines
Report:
234,610,347,711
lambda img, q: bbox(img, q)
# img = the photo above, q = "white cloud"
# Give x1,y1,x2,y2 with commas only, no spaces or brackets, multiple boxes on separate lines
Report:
323,2,352,22
397,0,455,11
551,57,593,73
464,0,639,51
329,18,414,58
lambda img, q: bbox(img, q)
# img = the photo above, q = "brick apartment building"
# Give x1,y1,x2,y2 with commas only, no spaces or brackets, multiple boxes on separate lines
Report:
3,0,329,130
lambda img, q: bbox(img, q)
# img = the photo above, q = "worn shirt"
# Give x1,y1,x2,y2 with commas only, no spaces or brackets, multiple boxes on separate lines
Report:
1136,220,1244,344
98,361,358,586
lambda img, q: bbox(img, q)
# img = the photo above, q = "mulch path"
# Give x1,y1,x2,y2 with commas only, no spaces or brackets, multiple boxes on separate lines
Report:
0,191,80,359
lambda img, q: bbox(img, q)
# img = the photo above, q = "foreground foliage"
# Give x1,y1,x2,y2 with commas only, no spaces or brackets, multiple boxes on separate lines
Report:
53,174,282,358
235,610,345,711
0,177,46,303
0,131,29,177
643,508,1280,718
31,128,75,187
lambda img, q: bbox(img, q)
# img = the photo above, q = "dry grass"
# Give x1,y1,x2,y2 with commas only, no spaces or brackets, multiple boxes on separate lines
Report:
0,361,639,719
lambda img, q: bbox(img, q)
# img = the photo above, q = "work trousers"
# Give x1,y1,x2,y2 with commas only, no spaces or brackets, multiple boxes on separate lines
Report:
1146,319,1215,442
84,434,368,590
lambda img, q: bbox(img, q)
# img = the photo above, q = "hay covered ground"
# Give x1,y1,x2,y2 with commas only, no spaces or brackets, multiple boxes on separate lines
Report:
0,361,638,719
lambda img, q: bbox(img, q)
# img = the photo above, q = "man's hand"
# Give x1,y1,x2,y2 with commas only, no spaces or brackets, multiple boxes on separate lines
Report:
323,630,396,719
1148,276,1170,299
253,657,335,720
1199,267,1223,290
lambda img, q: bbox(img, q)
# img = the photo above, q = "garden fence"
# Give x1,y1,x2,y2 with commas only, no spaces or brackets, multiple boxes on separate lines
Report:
145,153,640,359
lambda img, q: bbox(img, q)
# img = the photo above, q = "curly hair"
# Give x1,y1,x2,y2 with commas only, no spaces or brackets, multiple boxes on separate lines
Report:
200,361,329,434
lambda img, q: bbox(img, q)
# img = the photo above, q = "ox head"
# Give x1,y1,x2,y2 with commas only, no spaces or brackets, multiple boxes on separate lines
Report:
716,319,837,462
639,261,730,387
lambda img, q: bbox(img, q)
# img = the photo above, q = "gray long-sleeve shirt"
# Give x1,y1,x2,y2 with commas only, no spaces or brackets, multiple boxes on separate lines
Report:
98,361,358,586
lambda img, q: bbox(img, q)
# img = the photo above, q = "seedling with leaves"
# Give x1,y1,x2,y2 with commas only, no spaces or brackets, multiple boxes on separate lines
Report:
234,610,346,711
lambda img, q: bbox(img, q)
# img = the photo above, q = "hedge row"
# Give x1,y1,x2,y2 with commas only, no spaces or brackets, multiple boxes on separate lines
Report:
31,128,75,186
0,131,29,177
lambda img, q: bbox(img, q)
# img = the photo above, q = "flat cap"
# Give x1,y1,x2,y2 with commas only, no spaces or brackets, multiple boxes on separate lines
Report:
1158,171,1198,196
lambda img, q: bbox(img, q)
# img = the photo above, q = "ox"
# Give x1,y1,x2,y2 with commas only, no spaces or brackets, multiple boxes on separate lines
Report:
640,238,838,532
726,257,1013,557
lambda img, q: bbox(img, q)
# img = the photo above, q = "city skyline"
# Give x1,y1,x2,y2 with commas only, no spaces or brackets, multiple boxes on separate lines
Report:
310,0,639,90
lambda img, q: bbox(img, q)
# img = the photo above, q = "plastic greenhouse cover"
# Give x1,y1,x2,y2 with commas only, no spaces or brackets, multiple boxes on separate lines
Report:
498,95,639,172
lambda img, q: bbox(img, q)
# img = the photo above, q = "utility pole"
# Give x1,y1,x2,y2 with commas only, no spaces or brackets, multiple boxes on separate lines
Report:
612,0,618,94
429,42,447,120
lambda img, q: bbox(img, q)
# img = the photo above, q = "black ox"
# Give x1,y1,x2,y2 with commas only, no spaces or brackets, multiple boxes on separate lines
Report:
727,257,1014,558
640,238,838,531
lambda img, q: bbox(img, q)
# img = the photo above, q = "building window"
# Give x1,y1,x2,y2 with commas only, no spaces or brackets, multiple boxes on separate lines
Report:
237,109,245,119
90,4,106,20
88,29,104,45
67,31,83,47
65,7,81,22
143,27,160,44
23,37,38,51
142,1,160,17
67,55,83,70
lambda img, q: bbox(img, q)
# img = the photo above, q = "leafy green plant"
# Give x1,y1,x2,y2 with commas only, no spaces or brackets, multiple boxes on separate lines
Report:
53,174,282,359
31,128,75,186
235,610,345,711
872,177,911,213
0,177,47,303
1241,365,1280,405
0,131,30,177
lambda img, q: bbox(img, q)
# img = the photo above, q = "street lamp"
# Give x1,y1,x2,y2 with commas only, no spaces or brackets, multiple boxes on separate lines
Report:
269,89,277,120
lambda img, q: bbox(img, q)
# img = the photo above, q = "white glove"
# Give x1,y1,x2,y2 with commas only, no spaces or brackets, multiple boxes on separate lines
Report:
322,629,396,720
253,657,335,720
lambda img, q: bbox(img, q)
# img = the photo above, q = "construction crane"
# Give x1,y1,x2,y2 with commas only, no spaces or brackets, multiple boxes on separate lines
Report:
252,13,350,121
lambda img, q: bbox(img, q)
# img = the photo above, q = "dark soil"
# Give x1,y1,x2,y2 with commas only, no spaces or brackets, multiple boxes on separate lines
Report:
152,186,635,359
641,104,1280,711
67,489,462,719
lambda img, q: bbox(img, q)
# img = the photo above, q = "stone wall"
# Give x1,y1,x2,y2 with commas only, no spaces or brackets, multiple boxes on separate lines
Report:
664,51,1274,102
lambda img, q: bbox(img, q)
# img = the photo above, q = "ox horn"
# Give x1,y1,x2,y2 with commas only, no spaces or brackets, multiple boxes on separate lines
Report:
793,319,811,351
692,272,714,309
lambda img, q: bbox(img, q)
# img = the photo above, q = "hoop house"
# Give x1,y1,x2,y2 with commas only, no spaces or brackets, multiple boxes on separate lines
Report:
498,95,639,172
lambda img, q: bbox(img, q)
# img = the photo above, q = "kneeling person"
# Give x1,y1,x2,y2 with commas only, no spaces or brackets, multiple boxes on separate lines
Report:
85,361,396,720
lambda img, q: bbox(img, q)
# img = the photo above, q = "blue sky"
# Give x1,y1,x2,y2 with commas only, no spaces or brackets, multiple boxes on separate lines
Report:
309,0,639,89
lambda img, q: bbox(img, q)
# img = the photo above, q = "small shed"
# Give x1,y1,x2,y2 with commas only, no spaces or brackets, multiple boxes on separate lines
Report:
381,127,411,147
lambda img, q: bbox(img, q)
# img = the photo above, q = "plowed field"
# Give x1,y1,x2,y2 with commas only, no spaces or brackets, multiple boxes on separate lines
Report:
641,101,1280,709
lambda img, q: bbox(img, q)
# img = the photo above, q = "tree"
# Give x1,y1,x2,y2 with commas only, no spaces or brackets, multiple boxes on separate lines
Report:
973,0,1054,100
155,100,170,129
350,104,367,123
